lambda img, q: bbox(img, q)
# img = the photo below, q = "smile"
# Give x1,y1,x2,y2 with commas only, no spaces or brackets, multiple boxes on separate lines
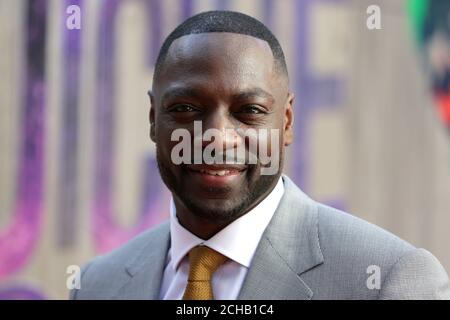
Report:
185,164,247,188
189,168,243,176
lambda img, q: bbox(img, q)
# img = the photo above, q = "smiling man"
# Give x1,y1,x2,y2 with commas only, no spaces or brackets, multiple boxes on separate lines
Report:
71,11,450,300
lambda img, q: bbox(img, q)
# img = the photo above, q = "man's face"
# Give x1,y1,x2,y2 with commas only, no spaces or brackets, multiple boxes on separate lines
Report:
150,32,294,223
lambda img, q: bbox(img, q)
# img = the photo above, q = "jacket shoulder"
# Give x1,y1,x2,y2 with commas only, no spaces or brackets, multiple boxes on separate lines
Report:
88,221,169,271
317,204,415,260
70,221,169,299
306,203,418,299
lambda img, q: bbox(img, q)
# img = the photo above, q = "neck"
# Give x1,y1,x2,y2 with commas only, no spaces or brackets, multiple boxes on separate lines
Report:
175,207,228,240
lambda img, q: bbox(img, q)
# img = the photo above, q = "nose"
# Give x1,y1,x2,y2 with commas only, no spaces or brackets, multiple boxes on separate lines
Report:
194,110,240,151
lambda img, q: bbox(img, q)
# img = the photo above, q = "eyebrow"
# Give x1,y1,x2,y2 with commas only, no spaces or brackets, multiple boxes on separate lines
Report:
232,88,275,104
161,87,275,104
161,87,203,103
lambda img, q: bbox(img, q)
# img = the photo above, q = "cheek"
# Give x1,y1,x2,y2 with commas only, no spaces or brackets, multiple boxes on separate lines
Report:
156,125,195,167
246,132,279,159
156,127,176,157
262,121,284,157
264,134,281,157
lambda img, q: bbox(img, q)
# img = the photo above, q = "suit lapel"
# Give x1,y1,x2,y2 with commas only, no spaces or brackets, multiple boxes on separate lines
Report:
238,175,324,300
111,223,171,299
238,236,313,299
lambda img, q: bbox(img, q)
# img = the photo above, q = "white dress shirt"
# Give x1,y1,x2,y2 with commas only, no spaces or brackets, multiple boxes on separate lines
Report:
159,177,285,300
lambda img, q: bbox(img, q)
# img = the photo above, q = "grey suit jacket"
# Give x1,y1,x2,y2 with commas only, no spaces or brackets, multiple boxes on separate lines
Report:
71,175,450,299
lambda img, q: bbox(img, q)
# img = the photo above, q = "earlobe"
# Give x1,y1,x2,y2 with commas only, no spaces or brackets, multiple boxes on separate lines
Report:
284,92,294,146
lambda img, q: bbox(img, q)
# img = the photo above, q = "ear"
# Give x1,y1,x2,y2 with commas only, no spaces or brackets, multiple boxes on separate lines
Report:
148,90,156,143
283,92,294,146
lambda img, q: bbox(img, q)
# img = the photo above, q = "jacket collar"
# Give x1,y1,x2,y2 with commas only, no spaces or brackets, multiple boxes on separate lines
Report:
238,175,324,299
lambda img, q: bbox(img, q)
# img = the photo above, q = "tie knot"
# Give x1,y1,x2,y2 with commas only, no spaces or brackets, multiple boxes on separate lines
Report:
187,246,228,281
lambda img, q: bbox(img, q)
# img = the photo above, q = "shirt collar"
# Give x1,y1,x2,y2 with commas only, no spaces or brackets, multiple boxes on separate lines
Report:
169,176,285,271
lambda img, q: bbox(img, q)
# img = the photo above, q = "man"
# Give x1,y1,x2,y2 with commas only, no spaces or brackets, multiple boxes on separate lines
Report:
71,11,450,300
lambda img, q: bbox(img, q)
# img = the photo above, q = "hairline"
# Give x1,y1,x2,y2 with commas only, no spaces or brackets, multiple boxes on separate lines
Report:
152,31,288,91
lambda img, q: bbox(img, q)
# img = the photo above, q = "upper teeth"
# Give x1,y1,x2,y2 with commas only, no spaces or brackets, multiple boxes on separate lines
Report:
198,169,230,176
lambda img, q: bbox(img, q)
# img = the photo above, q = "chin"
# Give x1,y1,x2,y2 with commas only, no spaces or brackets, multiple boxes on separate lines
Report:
181,195,250,223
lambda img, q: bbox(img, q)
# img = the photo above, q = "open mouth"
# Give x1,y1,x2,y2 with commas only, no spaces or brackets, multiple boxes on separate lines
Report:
186,164,246,173
188,168,245,176
185,164,247,187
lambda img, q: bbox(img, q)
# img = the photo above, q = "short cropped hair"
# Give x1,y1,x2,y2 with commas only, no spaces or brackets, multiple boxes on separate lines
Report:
153,10,288,82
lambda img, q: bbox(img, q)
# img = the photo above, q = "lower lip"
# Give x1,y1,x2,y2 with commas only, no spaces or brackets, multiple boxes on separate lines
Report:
187,169,245,187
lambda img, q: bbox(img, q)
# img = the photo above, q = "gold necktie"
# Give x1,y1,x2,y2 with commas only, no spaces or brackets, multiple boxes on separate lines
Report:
182,246,228,300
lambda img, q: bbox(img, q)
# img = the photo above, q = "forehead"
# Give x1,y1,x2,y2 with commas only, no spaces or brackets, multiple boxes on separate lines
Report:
154,32,277,95
168,32,274,60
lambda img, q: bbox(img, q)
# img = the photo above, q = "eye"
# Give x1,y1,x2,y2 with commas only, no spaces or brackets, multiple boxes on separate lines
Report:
239,105,266,114
169,104,198,113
